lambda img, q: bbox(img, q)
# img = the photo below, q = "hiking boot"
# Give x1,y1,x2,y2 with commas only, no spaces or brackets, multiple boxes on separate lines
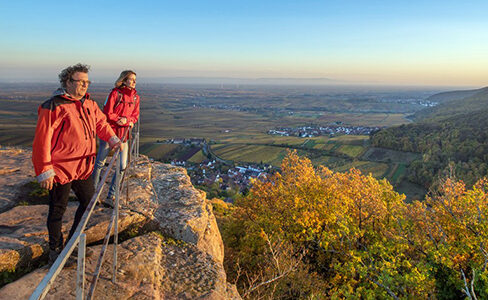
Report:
48,247,76,268
48,247,61,266
100,195,115,208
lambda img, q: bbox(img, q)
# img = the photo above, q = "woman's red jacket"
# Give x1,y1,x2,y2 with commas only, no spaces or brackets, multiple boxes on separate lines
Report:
103,86,140,141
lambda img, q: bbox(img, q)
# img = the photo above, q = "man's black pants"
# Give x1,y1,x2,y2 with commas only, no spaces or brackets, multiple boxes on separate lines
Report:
47,177,94,250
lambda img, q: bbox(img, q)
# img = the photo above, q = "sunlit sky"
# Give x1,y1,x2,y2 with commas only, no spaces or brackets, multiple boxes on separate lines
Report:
1,0,487,86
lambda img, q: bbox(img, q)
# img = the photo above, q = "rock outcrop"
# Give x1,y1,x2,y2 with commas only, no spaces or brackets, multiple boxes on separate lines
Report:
0,233,240,299
0,204,146,273
0,147,36,213
0,147,240,299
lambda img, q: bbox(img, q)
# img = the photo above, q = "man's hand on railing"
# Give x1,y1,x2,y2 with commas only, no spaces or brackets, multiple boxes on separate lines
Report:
111,140,123,151
108,135,123,151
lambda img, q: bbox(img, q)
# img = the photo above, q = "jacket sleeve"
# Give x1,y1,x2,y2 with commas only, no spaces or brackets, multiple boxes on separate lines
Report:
103,89,120,123
32,106,56,181
94,103,120,146
128,94,140,124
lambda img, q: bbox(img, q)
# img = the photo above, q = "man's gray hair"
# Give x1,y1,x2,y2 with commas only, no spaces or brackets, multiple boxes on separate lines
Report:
59,63,90,88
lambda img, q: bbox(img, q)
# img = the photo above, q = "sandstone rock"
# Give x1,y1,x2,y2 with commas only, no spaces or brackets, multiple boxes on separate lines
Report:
0,149,240,299
0,233,240,299
0,147,36,213
0,203,146,272
121,157,225,264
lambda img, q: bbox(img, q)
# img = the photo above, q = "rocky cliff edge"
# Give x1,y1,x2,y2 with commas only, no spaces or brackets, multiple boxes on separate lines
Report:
0,146,240,299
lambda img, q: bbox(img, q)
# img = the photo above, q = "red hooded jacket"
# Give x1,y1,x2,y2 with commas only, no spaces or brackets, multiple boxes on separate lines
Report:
103,86,140,141
32,89,119,185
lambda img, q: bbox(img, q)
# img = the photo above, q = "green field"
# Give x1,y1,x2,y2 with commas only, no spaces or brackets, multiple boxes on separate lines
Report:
212,144,288,166
335,161,389,178
188,150,207,163
336,145,365,158
140,143,181,160
361,147,420,164
329,135,369,143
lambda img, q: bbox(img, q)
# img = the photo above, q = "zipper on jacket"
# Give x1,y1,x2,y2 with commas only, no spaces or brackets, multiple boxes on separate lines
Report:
51,121,65,152
79,114,88,140
80,103,96,156
82,106,94,138
84,107,93,137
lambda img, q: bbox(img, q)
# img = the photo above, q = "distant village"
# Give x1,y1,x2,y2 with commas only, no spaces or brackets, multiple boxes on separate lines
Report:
268,124,380,137
379,99,438,107
158,137,206,146
159,137,274,202
181,160,274,202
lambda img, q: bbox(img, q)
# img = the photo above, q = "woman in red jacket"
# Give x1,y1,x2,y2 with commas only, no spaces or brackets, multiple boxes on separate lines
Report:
93,70,140,200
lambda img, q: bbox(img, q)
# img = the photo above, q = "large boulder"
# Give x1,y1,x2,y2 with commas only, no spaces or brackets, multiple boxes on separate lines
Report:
0,233,241,299
121,157,225,264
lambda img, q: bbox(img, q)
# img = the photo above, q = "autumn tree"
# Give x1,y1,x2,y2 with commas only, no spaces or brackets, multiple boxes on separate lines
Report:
406,177,488,299
216,151,488,299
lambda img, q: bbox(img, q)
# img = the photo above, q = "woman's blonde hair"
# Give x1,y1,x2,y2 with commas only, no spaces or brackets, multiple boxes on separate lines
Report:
115,70,137,88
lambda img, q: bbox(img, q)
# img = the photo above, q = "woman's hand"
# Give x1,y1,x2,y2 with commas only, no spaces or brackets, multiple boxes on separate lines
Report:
116,117,128,126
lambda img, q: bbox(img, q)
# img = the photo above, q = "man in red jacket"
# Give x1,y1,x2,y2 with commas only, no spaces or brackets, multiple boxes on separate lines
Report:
32,63,121,265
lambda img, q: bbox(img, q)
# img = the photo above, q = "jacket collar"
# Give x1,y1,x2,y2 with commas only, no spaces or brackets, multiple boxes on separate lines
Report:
52,88,90,103
116,86,137,96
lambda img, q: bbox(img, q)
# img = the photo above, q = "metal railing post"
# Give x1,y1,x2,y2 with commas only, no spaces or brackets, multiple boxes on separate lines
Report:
136,120,140,158
76,233,86,300
113,155,120,284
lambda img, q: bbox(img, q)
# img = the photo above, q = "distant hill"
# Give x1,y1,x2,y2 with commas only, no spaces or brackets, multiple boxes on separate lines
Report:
425,87,485,103
414,86,488,121
372,86,488,188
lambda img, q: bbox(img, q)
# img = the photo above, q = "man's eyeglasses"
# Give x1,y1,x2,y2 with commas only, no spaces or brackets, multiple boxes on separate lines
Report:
70,78,92,85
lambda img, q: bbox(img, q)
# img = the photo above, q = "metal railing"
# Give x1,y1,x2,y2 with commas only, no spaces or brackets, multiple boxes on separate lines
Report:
30,123,140,300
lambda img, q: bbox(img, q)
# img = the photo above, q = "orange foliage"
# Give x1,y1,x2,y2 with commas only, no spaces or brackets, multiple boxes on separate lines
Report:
223,150,488,298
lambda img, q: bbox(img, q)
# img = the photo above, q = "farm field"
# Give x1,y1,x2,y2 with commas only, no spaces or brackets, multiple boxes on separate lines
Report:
212,144,288,166
335,161,389,178
316,113,410,127
140,143,181,160
188,149,206,163
329,135,369,144
362,147,420,164
336,145,365,158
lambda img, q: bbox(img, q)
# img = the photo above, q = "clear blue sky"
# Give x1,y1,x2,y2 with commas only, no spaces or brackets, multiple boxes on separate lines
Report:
1,0,487,86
